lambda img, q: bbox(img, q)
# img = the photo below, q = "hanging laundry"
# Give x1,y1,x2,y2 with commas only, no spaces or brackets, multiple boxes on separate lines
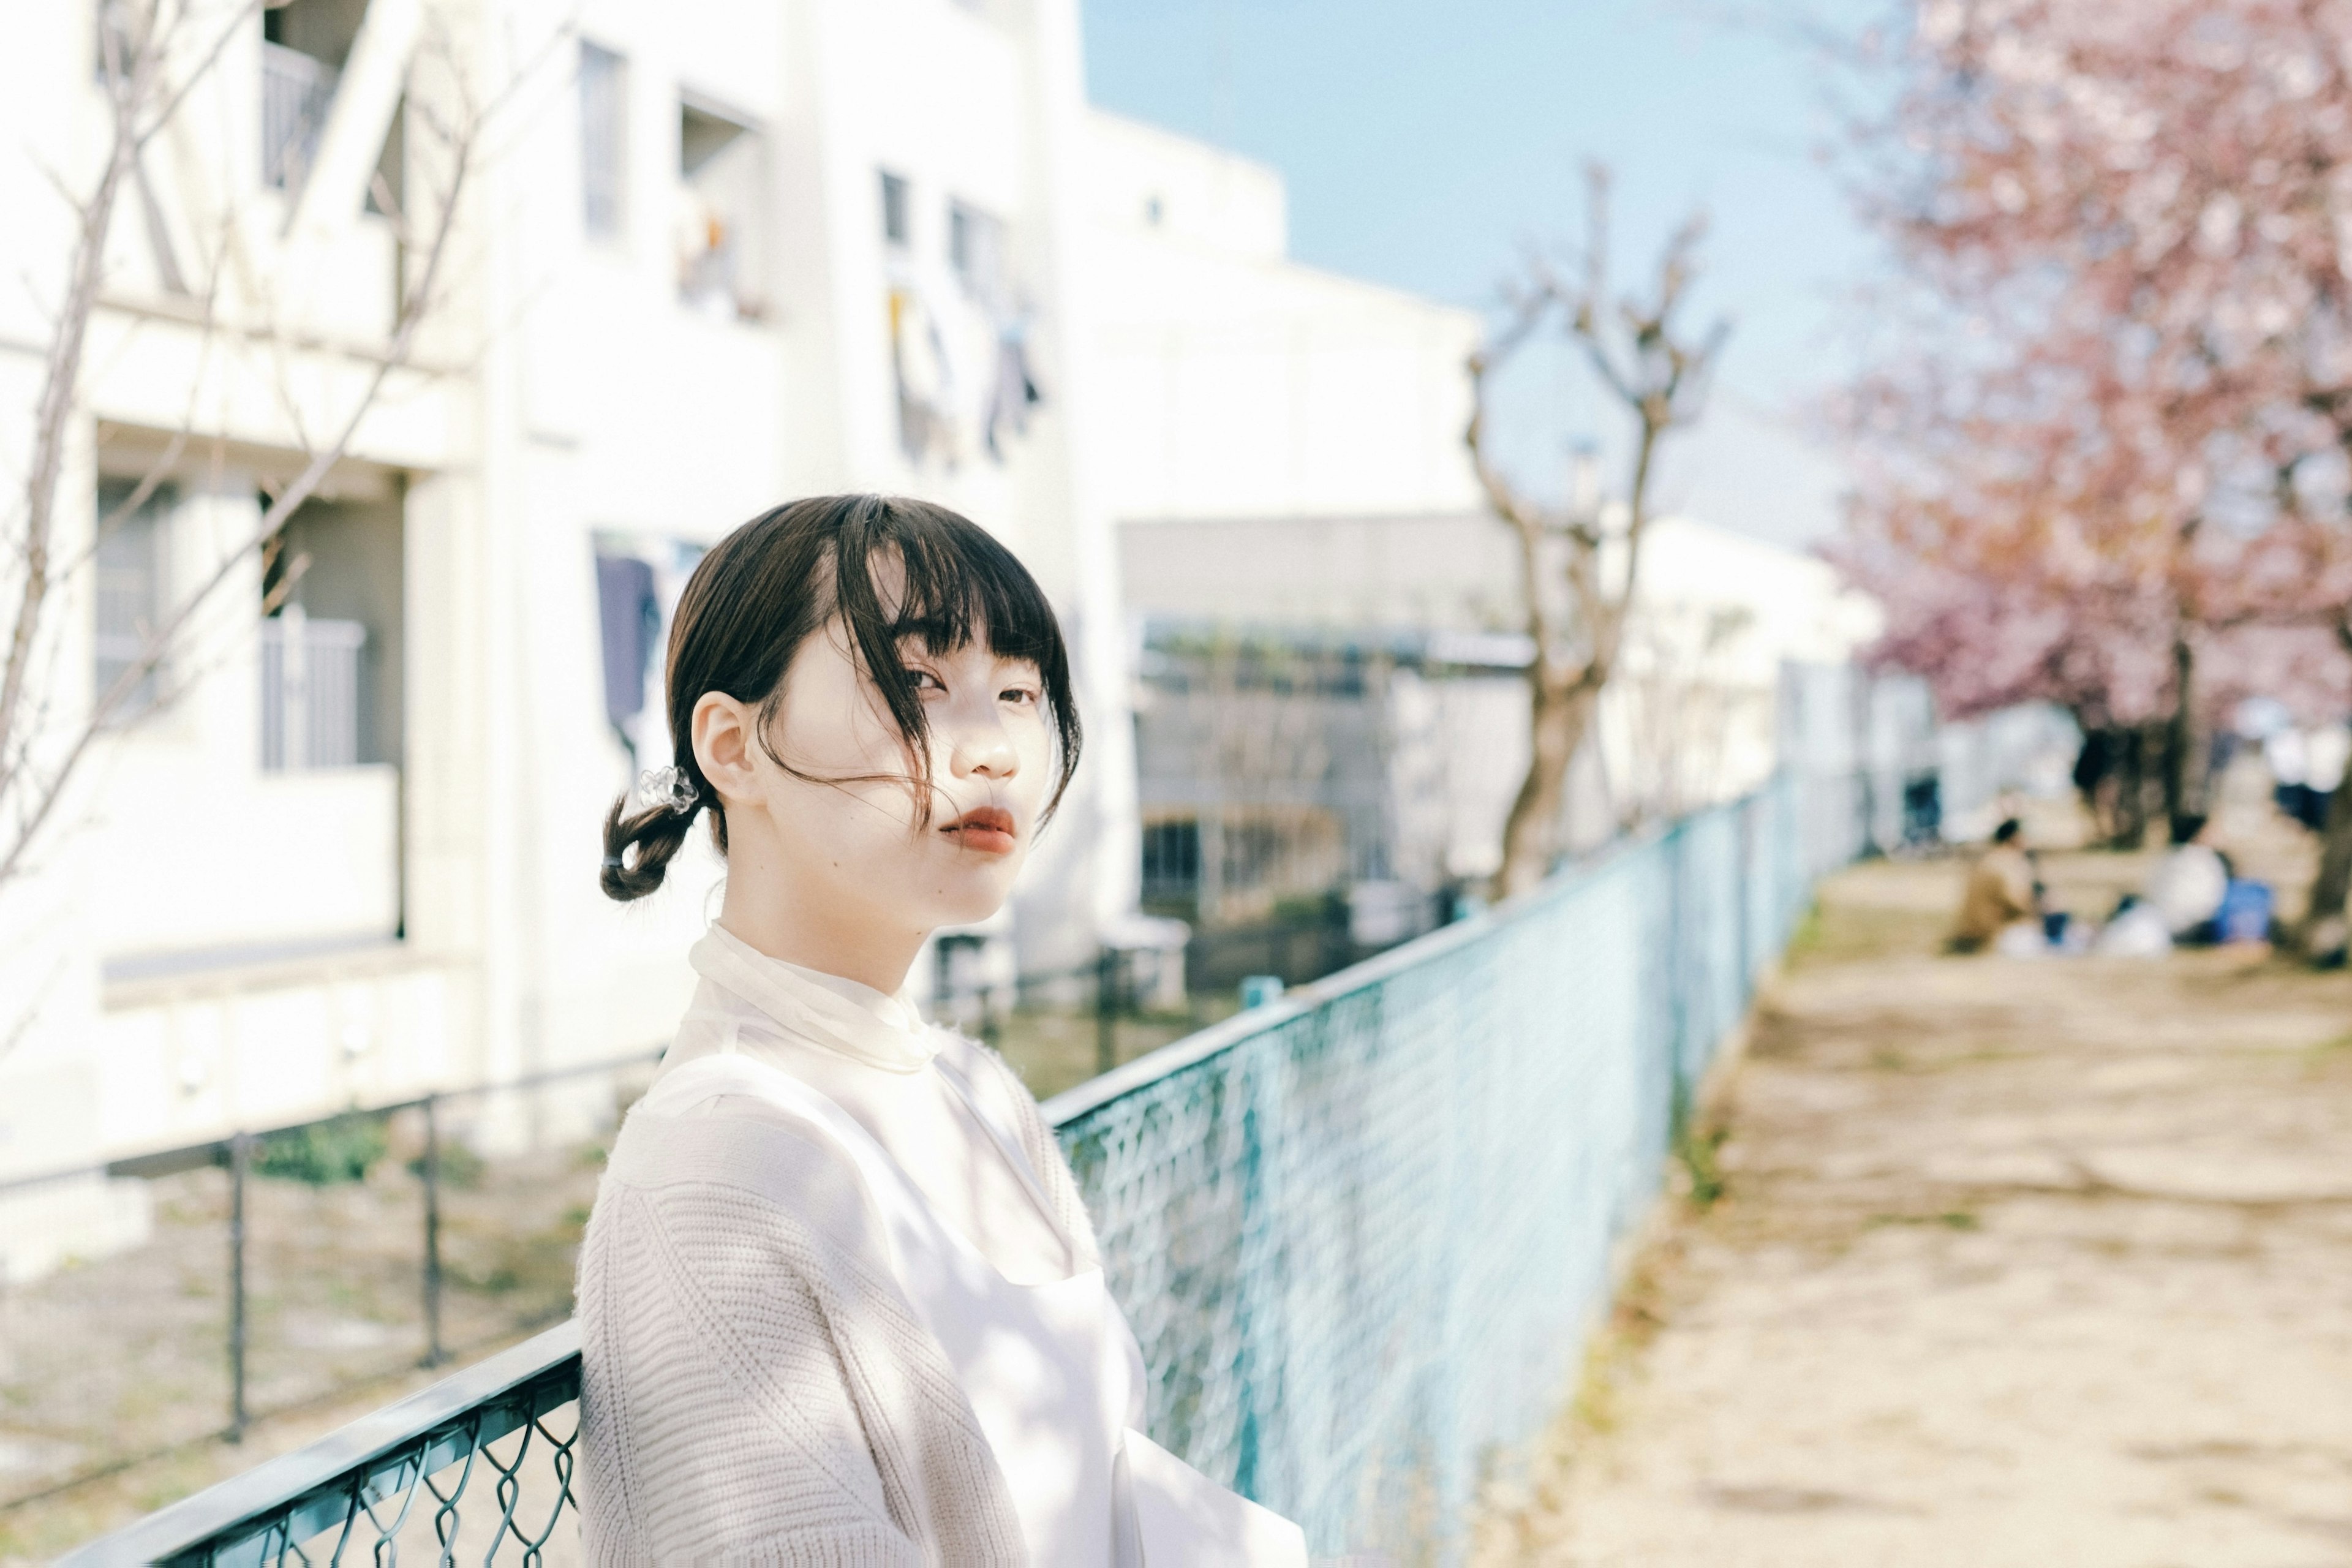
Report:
890,284,964,466
595,552,660,758
889,222,1043,469
983,315,1045,460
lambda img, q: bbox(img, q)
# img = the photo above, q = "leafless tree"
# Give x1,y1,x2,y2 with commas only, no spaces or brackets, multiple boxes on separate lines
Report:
1466,165,1728,898
0,0,498,899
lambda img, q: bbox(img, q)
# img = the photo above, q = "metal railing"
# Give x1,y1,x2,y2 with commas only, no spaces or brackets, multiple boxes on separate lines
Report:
259,609,365,771
62,772,1849,1565
261,42,337,194
1,1054,660,1515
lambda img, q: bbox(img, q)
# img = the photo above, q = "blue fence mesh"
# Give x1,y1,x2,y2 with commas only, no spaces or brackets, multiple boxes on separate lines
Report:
1054,776,1822,1561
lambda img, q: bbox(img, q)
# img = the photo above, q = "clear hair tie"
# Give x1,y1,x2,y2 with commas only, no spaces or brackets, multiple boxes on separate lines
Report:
636,765,699,815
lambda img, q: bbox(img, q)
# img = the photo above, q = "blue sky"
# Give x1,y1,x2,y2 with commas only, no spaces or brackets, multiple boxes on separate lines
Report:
1080,0,1887,545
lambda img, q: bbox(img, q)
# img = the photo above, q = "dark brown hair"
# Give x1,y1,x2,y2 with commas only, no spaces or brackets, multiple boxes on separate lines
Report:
599,494,1082,901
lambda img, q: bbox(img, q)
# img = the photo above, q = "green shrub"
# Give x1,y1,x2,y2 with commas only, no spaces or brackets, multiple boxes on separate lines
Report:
408,1137,486,1189
252,1114,388,1185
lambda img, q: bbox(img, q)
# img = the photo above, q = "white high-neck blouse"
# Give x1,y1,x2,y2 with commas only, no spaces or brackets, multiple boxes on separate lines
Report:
658,924,1075,1286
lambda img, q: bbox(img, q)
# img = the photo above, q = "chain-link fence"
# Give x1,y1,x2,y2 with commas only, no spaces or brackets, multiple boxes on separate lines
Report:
0,1055,659,1513
1051,775,1820,1560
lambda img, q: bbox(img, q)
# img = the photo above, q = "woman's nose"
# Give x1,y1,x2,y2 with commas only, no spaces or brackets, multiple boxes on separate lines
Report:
946,704,1018,779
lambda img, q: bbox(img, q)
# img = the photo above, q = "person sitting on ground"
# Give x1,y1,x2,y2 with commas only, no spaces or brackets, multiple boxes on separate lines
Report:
2147,812,2230,943
1950,817,2040,953
2094,892,2173,957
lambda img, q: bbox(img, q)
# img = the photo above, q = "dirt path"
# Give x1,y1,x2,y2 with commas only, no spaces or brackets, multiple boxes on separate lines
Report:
1479,850,2352,1567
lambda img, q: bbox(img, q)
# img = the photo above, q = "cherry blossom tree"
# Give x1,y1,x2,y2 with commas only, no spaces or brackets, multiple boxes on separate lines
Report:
1837,0,2352,913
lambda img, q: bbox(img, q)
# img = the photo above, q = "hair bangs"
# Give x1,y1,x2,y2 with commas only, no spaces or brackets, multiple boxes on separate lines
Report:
897,515,1065,667
829,497,1084,821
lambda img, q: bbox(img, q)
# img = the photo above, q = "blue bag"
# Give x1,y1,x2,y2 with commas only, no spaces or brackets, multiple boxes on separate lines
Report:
2216,879,2274,944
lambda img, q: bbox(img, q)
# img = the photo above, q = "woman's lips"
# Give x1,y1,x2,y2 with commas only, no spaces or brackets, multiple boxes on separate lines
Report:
942,805,1018,856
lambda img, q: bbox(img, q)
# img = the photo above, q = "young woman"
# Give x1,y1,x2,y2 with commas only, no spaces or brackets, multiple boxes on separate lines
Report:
576,496,1308,1565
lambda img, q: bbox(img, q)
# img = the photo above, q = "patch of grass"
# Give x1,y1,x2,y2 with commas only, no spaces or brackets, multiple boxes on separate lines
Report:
1568,1340,1627,1437
1783,902,1826,964
407,1138,486,1189
1794,900,1955,967
1866,1210,1980,1232
1572,1258,1669,1438
1676,1123,1730,1212
454,1262,522,1294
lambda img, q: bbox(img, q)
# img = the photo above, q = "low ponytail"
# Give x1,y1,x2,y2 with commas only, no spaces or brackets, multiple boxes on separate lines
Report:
599,762,714,901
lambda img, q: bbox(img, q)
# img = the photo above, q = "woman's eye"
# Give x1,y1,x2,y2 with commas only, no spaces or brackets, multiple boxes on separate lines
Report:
1000,686,1039,706
906,668,946,692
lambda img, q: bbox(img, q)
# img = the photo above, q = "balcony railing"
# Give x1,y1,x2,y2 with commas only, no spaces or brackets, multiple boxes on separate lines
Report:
63,772,1856,1566
260,608,364,771
262,41,337,194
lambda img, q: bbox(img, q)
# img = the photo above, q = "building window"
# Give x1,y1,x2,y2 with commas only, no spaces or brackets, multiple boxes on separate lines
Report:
260,42,336,190
579,41,627,243
593,533,704,764
260,494,405,767
93,1,134,83
880,170,910,248
1141,817,1202,904
260,0,362,193
677,94,766,320
259,605,366,770
947,199,1006,308
94,479,170,721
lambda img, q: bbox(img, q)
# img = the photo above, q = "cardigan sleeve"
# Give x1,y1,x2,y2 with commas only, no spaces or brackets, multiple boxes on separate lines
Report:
577,1112,1028,1566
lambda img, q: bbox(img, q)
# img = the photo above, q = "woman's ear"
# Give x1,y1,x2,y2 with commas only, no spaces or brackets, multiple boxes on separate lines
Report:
693,692,763,809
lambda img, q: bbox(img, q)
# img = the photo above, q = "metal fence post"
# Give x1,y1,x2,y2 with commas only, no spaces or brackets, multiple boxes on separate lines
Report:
421,1095,445,1368
227,1132,250,1442
1738,796,1756,989
1095,946,1120,1078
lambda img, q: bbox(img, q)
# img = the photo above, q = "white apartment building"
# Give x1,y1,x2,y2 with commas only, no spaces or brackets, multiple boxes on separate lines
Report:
0,0,1146,1250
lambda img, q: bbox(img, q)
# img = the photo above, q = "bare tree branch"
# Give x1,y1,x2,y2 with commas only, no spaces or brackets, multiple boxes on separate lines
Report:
1,9,492,894
0,22,147,778
1467,162,1730,898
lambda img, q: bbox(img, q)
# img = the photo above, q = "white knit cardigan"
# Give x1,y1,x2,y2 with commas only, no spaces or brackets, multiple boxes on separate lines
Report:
575,1034,1104,1565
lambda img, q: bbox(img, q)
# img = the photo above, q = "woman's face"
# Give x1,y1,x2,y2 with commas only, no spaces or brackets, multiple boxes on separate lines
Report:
697,612,1057,947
